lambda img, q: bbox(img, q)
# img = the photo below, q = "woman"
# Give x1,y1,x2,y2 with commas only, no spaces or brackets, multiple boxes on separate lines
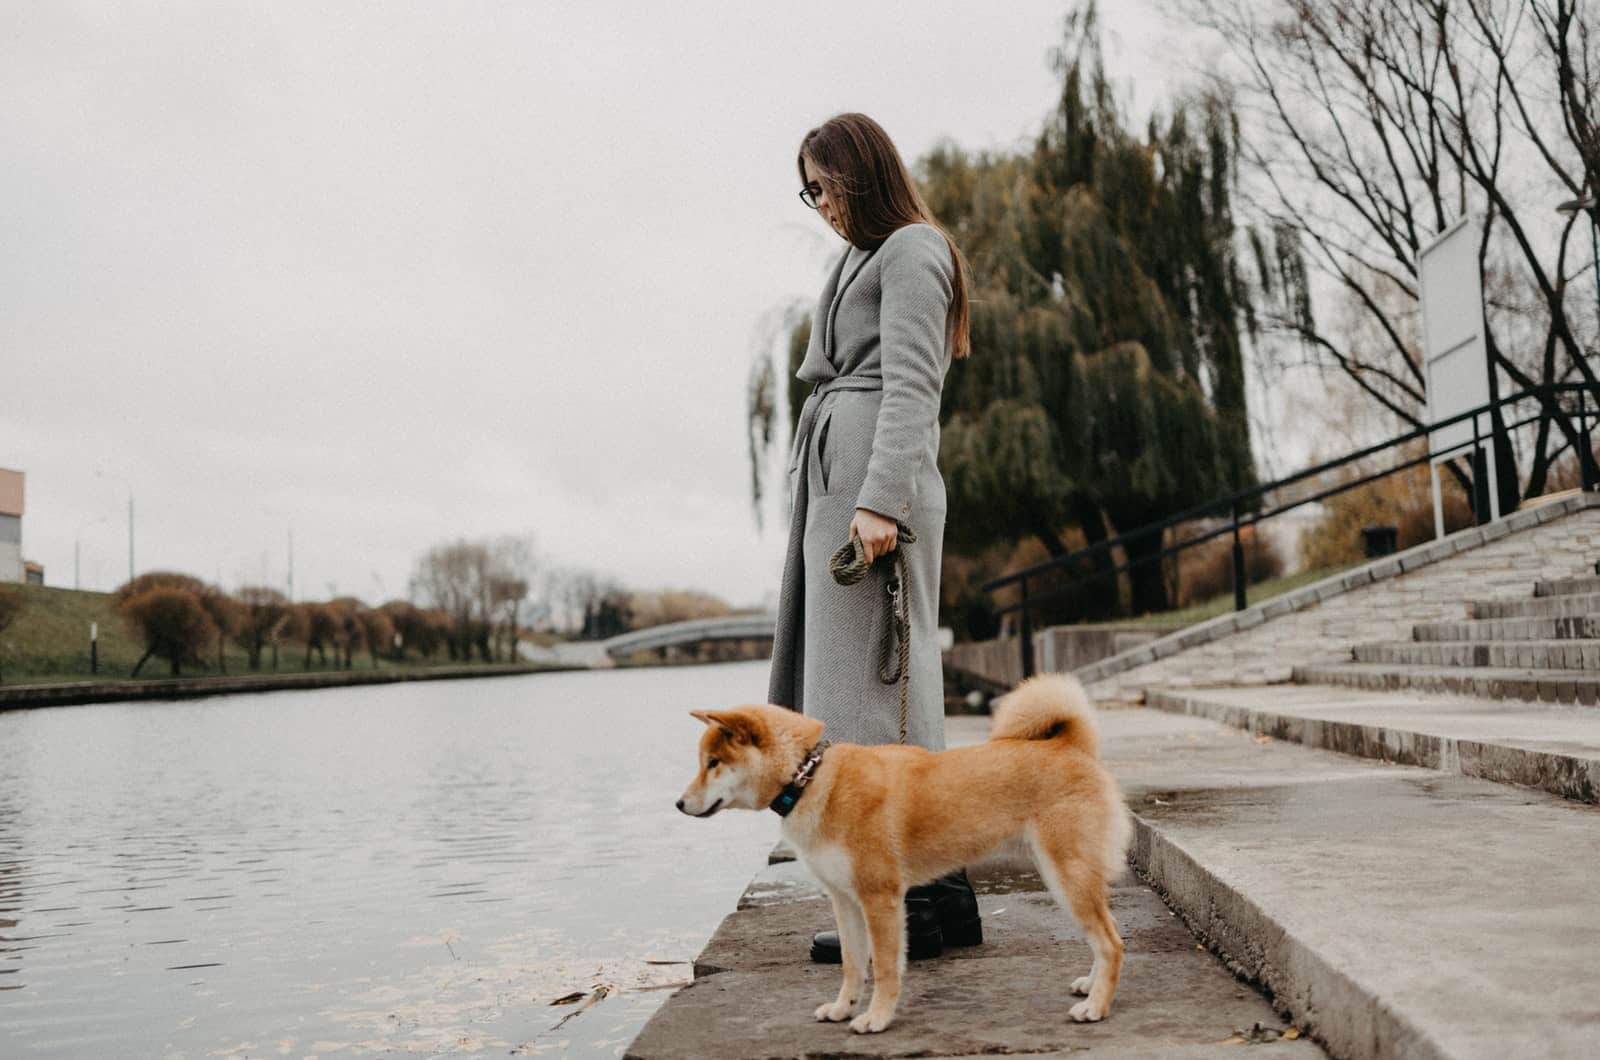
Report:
767,112,979,963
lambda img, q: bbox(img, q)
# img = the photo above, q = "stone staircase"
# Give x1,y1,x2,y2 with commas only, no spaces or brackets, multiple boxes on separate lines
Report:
1075,503,1600,1059
1293,571,1600,707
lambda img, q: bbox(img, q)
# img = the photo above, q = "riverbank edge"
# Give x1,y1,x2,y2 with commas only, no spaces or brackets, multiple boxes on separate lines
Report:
0,662,585,710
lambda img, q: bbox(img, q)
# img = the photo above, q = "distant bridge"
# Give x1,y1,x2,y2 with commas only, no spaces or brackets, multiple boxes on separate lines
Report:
516,613,777,669
600,612,776,660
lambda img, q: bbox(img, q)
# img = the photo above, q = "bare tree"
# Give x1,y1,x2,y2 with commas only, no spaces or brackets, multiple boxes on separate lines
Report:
551,567,627,640
488,534,536,660
411,535,544,660
1183,0,1599,508
411,539,489,660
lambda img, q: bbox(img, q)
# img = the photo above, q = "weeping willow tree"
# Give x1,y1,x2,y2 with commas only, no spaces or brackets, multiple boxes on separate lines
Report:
749,5,1258,618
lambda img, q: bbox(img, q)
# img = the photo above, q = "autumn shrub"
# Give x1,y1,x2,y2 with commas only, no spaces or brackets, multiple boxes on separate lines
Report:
625,591,734,630
326,597,367,668
1300,461,1474,570
381,601,449,659
357,607,395,667
1170,523,1285,607
113,571,208,606
203,593,245,674
114,572,243,673
296,603,338,667
942,526,1131,639
1541,448,1596,495
941,541,1016,642
235,587,290,670
120,587,216,677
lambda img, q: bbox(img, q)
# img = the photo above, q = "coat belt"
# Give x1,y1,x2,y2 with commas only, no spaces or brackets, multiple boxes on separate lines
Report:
788,375,883,475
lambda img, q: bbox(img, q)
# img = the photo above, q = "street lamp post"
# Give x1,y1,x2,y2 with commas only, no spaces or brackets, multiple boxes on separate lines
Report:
1558,195,1599,490
1557,194,1600,323
94,470,135,584
74,515,107,590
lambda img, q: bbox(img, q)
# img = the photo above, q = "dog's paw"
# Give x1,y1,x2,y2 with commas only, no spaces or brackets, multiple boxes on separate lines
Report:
1071,975,1092,996
850,1011,893,1034
814,999,854,1022
1069,999,1107,1023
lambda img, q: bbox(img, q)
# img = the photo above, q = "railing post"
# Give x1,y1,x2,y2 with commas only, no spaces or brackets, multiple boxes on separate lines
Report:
1580,386,1596,491
1231,501,1247,612
1017,574,1035,681
1471,412,1486,525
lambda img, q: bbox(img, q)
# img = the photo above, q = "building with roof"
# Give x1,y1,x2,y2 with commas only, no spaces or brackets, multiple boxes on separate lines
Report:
0,468,23,583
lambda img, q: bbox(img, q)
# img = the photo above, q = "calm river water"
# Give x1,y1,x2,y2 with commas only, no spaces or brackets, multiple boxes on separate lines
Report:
0,660,778,1058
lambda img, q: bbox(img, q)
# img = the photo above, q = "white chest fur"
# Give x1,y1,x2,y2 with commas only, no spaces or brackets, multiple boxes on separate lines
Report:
781,826,855,893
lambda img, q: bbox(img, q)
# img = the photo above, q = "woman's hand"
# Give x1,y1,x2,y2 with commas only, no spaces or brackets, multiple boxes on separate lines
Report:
850,508,899,564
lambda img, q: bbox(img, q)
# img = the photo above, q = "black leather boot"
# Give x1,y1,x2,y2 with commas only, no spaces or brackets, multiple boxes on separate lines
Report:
921,868,983,947
809,890,942,964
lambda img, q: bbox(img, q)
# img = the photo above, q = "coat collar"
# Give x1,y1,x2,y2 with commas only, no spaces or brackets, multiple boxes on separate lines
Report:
824,242,878,354
798,241,880,383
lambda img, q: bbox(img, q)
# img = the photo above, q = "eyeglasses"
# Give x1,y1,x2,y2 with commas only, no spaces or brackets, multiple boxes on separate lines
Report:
799,182,824,209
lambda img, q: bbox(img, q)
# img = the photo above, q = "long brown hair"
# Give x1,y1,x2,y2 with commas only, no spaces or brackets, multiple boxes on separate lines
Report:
798,113,972,359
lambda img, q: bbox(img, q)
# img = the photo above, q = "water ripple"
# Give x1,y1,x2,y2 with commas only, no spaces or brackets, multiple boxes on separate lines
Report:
0,661,775,1057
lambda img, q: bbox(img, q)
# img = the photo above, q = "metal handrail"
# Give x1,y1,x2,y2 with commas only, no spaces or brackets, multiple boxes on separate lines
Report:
982,382,1597,678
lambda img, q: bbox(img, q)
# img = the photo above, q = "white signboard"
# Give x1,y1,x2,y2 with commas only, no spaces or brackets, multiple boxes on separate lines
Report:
1418,215,1497,534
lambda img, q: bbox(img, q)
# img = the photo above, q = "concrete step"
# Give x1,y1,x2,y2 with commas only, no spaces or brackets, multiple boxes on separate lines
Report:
1468,591,1600,619
1353,639,1600,669
1146,685,1600,802
1090,707,1600,1060
1412,614,1600,641
1535,573,1600,597
1293,661,1600,705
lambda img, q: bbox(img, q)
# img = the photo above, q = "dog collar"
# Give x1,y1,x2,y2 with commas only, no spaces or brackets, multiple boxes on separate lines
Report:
769,740,830,817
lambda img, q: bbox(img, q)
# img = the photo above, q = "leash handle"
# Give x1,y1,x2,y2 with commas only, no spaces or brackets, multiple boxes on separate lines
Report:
829,522,915,745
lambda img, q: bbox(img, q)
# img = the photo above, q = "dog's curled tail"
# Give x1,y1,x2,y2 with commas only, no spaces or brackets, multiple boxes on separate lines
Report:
988,673,1101,758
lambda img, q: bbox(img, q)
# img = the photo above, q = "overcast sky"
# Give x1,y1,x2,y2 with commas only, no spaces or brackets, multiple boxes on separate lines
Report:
2,0,1186,609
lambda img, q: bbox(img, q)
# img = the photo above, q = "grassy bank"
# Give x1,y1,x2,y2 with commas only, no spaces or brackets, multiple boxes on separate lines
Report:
0,582,523,686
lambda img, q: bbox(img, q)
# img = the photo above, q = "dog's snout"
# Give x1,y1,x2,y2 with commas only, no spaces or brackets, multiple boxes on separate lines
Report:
675,798,685,812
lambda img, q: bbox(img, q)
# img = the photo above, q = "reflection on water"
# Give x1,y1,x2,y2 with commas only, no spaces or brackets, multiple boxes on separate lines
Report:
0,660,776,1057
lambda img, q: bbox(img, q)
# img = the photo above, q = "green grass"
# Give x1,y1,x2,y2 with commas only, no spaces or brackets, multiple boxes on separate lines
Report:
0,582,520,686
1088,563,1358,631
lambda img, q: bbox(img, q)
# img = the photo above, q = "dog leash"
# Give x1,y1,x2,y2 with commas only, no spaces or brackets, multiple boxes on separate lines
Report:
828,522,916,745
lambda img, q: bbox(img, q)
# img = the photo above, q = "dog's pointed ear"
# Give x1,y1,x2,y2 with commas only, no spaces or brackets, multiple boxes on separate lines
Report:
689,709,760,745
690,709,739,743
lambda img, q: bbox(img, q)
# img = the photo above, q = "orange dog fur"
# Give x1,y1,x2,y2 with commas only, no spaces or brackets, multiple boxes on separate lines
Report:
675,672,1131,1034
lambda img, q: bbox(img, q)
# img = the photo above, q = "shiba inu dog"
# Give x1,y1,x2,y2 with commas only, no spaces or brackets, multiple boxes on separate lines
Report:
675,672,1131,1034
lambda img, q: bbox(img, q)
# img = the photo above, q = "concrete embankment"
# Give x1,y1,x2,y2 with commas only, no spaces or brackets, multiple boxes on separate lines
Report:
0,662,580,710
1104,705,1600,1060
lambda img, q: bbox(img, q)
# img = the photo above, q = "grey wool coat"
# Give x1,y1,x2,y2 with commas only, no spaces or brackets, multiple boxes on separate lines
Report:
767,222,954,752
